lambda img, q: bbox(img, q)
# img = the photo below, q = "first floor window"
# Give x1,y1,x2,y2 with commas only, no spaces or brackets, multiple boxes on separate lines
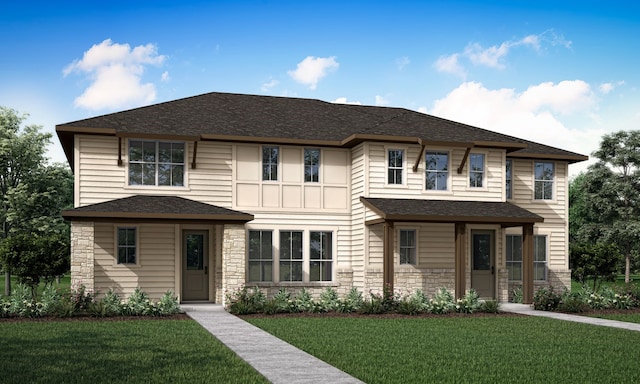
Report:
505,234,547,281
263,146,279,181
399,229,416,265
248,230,273,282
310,231,332,281
279,231,303,281
129,140,185,186
388,149,404,185
117,227,137,264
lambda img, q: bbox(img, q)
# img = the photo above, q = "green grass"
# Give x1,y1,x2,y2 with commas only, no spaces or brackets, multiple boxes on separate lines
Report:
0,274,71,298
571,275,640,291
0,319,267,384
589,312,640,324
247,316,640,384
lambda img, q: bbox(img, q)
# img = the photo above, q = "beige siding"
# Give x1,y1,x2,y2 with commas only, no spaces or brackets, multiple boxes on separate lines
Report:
94,223,176,299
233,144,350,212
366,144,503,201
76,136,233,208
510,159,568,224
350,144,366,286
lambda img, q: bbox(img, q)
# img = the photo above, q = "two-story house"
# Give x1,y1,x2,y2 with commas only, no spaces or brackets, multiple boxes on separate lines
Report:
57,92,587,304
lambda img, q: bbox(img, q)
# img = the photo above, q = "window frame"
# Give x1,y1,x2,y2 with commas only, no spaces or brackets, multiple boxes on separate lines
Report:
506,159,513,200
386,148,405,186
304,148,320,183
398,228,417,266
128,140,186,187
534,161,554,200
425,150,450,191
247,230,273,282
468,153,485,189
115,225,139,267
506,234,522,281
505,234,547,281
279,230,304,282
309,231,333,282
262,146,279,181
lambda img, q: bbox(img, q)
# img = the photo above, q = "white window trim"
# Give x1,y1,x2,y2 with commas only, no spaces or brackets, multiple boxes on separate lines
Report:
262,145,280,182
397,226,419,267
423,149,452,194
385,146,407,187
467,151,488,190
113,224,141,268
247,229,274,283
303,147,321,183
532,161,556,202
125,139,189,190
245,225,337,284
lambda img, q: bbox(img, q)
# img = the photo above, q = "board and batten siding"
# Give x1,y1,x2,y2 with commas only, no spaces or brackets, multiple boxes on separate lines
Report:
233,144,351,212
75,135,233,208
94,223,176,298
366,144,504,201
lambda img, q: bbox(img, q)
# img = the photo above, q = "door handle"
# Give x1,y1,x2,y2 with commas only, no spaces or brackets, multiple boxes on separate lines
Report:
205,266,208,275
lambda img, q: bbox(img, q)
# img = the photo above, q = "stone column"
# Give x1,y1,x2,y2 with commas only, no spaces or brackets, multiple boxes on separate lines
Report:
70,221,95,292
222,224,246,306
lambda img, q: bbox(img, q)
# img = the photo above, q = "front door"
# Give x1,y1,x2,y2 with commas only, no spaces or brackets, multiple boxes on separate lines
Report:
182,230,209,301
471,230,495,299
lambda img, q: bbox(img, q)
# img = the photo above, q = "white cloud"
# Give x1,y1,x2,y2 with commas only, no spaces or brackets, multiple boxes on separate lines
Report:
428,81,606,176
395,56,410,70
64,39,166,110
332,97,362,105
161,71,170,82
261,78,279,92
288,56,339,90
375,95,389,106
599,81,625,94
434,54,466,78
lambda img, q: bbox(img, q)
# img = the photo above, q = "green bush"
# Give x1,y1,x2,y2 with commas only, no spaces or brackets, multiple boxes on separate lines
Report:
559,291,588,313
533,286,562,311
358,292,386,315
456,289,480,314
397,291,425,315
319,287,340,312
431,287,455,314
511,286,523,303
226,286,267,315
479,300,500,313
337,287,363,313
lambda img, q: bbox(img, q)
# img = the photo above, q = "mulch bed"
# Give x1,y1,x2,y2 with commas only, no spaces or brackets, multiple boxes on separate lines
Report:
0,313,191,323
239,311,526,319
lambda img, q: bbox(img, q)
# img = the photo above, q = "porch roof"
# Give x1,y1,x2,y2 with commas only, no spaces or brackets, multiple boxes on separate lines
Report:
62,195,254,223
360,197,543,227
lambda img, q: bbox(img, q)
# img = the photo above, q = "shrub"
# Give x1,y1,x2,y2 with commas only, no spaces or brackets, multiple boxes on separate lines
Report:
480,300,499,313
263,288,292,314
358,292,386,315
397,290,428,315
156,291,181,316
102,289,123,316
337,287,363,313
319,287,340,312
8,283,38,317
533,286,562,311
456,289,481,314
430,288,455,314
39,285,61,316
511,286,523,303
293,288,317,313
123,287,150,316
559,291,588,313
226,286,266,315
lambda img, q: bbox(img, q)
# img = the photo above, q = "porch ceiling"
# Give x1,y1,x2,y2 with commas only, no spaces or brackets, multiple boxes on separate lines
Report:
62,195,254,223
360,197,543,227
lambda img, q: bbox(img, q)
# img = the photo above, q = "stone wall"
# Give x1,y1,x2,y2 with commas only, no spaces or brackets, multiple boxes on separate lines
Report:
507,269,572,302
394,268,456,297
70,221,95,292
222,224,246,305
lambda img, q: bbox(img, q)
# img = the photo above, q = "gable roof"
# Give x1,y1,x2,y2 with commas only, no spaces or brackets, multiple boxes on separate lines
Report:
56,91,588,166
360,197,543,227
62,195,254,223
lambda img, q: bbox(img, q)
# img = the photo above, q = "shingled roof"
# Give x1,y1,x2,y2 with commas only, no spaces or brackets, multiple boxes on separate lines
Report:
360,197,543,226
56,91,588,165
62,195,254,223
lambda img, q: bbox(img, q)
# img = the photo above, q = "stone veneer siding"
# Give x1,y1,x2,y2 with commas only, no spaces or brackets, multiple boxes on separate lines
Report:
507,269,571,302
222,224,246,306
70,221,95,292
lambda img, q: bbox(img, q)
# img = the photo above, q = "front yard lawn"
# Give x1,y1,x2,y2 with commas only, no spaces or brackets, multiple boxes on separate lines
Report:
0,318,267,384
247,315,640,384
588,311,640,324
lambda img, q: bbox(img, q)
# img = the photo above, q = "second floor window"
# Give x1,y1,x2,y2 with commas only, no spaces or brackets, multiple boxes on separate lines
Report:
506,159,513,199
129,140,184,186
304,148,320,182
425,151,448,191
469,153,485,188
262,146,279,181
388,149,404,185
534,162,554,200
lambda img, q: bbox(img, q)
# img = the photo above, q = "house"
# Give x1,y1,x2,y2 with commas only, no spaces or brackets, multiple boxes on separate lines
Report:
57,92,588,304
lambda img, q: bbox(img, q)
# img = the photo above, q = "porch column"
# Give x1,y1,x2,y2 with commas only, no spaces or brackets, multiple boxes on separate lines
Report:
383,222,395,292
454,223,466,299
222,224,246,306
522,224,534,304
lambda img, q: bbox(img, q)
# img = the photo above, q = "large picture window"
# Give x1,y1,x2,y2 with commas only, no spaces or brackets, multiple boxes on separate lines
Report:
129,140,184,186
534,162,554,200
279,231,303,282
425,151,448,191
248,230,273,282
117,227,137,264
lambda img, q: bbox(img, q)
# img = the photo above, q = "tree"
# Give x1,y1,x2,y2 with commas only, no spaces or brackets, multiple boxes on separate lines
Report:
0,107,55,295
570,242,620,291
574,130,640,283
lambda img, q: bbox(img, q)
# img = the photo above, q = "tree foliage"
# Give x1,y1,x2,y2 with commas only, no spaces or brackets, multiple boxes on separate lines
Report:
570,242,620,291
570,130,640,282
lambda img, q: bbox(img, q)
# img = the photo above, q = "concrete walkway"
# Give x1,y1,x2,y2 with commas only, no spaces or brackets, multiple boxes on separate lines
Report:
182,304,364,384
500,303,640,332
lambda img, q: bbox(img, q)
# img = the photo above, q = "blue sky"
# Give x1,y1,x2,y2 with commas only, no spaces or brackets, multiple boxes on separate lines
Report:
2,0,639,175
